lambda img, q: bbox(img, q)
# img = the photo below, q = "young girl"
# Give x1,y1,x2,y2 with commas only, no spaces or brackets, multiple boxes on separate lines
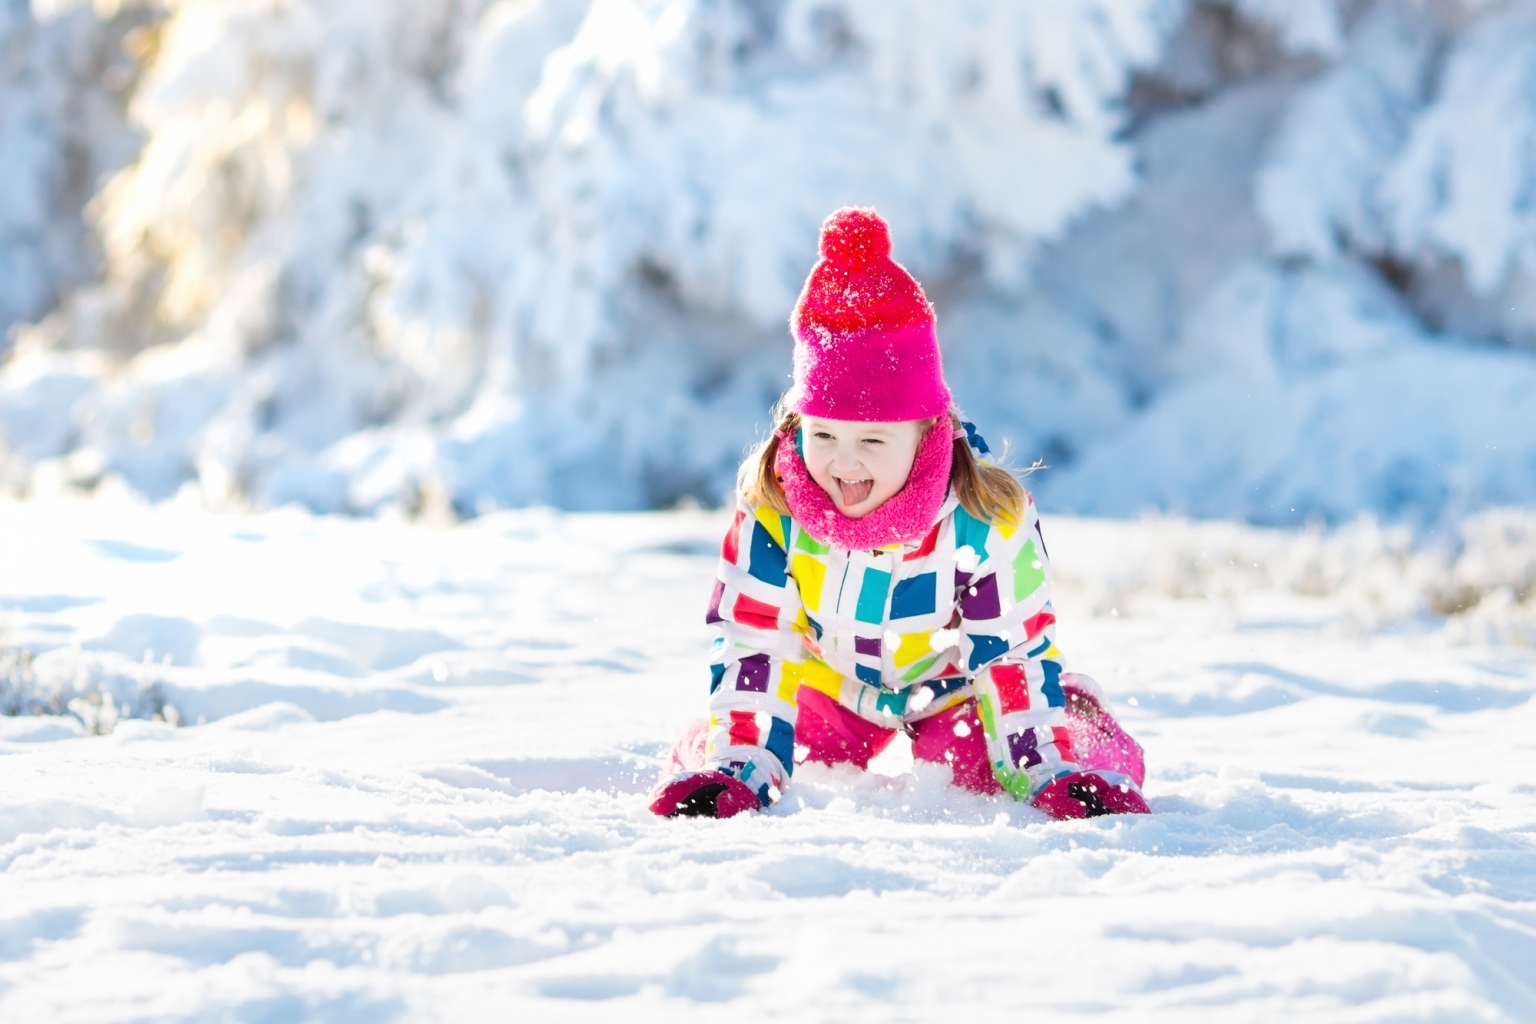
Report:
649,208,1149,821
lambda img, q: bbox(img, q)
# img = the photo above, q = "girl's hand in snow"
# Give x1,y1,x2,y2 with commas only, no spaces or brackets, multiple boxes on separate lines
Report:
1032,770,1150,820
648,770,761,819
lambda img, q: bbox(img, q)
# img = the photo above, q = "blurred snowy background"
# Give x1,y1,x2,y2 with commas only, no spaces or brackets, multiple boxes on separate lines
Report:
3,0,1536,522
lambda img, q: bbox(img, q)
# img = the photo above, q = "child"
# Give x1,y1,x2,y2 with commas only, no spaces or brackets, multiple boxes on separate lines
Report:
649,208,1149,821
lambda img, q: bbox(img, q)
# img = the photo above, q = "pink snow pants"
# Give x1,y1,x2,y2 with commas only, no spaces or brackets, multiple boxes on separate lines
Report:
665,689,1001,793
795,687,1003,793
667,681,1145,796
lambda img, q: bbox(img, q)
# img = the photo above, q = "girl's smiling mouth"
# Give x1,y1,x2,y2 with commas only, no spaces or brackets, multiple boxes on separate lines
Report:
837,477,873,506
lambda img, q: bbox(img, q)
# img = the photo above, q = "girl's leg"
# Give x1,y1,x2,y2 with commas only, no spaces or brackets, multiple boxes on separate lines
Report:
908,700,1002,795
795,687,898,770
909,679,1145,797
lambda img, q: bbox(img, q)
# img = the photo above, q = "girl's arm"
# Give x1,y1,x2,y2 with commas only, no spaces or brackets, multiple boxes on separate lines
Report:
699,506,806,808
952,493,1080,802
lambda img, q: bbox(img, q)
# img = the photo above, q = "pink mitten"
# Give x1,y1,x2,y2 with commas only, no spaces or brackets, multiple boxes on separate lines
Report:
648,770,761,819
1033,770,1150,820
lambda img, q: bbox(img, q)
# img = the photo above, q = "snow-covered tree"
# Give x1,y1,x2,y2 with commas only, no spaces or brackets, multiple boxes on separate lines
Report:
2,0,1535,523
0,0,149,341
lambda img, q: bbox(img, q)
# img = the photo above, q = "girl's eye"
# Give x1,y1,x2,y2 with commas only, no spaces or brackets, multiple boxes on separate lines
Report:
862,438,884,445
813,432,833,440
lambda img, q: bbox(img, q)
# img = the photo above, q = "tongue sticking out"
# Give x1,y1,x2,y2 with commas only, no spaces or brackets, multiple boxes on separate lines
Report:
838,478,873,507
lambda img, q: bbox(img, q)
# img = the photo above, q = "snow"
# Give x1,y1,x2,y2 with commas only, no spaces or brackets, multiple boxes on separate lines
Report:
1379,2,1536,296
3,496,1535,1019
1,0,1182,513
1254,0,1435,263
0,0,147,337
1233,0,1347,58
1048,261,1536,523
6,0,1534,524
6,3,1536,1015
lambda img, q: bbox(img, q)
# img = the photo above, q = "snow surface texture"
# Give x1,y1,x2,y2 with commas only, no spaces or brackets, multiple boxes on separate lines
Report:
1,0,1534,523
2,496,1536,1020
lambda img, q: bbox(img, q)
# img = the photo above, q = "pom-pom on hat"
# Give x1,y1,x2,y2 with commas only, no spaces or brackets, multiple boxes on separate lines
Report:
786,207,952,422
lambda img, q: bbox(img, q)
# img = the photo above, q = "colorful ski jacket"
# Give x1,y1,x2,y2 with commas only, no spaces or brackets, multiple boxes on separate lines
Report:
703,490,1076,807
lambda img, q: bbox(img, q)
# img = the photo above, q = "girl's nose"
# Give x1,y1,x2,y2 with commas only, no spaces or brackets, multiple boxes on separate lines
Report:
830,452,864,476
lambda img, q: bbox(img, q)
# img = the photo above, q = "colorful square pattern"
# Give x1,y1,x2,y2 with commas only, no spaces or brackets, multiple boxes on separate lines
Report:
701,478,1071,808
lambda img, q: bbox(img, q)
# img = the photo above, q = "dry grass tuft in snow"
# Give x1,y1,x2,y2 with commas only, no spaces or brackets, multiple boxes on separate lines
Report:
1051,506,1536,646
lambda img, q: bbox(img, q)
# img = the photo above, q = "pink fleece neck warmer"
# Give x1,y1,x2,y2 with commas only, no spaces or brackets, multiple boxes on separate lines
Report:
785,208,952,422
775,419,954,549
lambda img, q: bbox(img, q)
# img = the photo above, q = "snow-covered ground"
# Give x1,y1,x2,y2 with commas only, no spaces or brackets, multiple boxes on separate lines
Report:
3,496,1535,1021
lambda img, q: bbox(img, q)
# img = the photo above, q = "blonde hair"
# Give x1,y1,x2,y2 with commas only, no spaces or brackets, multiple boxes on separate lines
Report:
737,403,1028,523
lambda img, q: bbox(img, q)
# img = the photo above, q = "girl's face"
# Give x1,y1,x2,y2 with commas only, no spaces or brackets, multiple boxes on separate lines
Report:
801,416,928,518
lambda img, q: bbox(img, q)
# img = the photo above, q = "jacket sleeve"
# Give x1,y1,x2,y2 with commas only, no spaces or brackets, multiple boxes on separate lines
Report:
953,493,1079,802
700,505,807,807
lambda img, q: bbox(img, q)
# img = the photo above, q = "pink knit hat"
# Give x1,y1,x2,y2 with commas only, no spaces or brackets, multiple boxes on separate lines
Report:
785,208,952,422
